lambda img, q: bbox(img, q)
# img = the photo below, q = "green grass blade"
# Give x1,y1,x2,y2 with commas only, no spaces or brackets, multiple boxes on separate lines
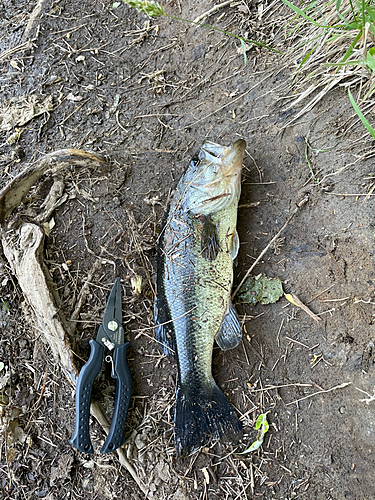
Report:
325,59,363,67
364,2,375,20
366,49,375,72
348,89,375,140
296,47,316,73
240,39,247,66
1,298,9,311
361,3,375,36
335,0,352,21
281,0,333,27
341,30,362,62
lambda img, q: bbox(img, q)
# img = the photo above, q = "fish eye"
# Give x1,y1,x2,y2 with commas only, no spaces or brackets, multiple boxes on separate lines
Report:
191,153,201,167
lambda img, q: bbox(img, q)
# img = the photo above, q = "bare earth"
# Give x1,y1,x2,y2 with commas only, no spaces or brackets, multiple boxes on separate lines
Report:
1,1,375,499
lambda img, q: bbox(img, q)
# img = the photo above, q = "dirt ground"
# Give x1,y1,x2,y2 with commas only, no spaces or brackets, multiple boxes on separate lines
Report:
1,1,375,499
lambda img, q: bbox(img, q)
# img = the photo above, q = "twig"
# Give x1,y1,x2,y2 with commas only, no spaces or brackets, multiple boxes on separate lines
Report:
276,318,284,347
193,0,241,23
90,402,151,498
306,284,335,304
286,382,351,406
69,258,103,331
24,0,50,38
327,192,375,196
251,382,312,392
25,366,48,430
58,99,89,127
0,41,33,61
356,387,375,404
285,337,311,349
284,292,321,323
232,194,309,299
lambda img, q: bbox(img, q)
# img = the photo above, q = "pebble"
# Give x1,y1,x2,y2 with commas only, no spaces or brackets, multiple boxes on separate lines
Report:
134,433,146,450
155,460,170,482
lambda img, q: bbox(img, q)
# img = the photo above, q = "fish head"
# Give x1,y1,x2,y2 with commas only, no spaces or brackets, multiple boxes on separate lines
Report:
183,139,246,216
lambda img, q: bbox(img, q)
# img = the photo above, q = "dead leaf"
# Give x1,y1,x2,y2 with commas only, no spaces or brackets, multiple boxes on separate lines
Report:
66,92,83,102
0,95,53,131
284,292,322,322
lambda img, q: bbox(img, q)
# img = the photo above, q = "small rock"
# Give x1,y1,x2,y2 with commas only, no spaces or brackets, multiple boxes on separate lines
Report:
134,433,146,450
155,460,170,482
81,478,93,492
171,487,189,500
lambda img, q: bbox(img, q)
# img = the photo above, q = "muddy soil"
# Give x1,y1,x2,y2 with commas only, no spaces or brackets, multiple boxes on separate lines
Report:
1,1,375,499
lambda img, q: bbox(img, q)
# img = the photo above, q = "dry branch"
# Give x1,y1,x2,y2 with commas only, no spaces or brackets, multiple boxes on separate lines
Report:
2,222,79,382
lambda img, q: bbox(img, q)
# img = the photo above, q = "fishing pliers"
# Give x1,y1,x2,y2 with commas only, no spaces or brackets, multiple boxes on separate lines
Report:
70,278,132,454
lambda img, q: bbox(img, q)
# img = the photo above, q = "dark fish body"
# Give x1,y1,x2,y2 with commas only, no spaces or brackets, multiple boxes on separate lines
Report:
155,140,246,455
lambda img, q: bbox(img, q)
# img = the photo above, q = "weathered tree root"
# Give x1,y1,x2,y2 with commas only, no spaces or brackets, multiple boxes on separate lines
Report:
0,148,106,224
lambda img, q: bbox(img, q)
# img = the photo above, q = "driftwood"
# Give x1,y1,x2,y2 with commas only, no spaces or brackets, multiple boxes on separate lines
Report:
2,221,78,382
0,150,149,496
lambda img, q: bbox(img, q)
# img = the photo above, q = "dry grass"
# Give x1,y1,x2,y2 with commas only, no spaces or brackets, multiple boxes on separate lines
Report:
281,0,375,125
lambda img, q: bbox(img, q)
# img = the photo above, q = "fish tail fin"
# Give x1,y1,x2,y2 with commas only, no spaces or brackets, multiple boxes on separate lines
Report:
174,381,243,456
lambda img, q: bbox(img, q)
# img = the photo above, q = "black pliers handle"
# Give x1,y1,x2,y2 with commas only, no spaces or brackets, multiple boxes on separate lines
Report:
70,279,132,454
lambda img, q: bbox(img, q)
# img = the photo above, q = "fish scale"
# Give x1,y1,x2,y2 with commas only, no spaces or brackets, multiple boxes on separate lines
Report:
166,209,232,381
154,139,246,455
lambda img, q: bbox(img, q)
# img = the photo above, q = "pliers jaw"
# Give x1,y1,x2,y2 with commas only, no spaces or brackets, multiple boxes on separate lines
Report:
97,277,124,350
70,279,132,454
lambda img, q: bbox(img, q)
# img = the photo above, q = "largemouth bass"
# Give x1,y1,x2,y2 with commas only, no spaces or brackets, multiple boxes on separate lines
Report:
154,139,246,456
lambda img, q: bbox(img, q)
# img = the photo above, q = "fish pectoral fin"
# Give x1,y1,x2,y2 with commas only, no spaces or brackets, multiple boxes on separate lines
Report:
215,302,242,351
228,228,240,261
201,215,220,261
154,295,176,358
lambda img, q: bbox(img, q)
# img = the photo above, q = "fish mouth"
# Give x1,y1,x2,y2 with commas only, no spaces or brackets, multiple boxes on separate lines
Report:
200,139,246,176
224,139,246,172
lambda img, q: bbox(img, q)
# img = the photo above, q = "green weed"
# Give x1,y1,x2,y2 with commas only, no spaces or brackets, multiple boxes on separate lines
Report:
1,298,9,311
348,88,375,138
237,413,270,454
282,0,375,76
281,0,375,129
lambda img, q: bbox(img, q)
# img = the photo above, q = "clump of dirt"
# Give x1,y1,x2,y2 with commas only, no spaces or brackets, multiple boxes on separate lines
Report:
1,1,375,499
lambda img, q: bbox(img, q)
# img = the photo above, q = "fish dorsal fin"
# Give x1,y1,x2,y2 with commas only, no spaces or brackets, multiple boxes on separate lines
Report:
154,292,176,358
201,215,220,261
215,303,242,351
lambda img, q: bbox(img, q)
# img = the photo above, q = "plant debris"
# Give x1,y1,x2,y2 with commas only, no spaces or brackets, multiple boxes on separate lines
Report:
238,413,270,454
0,95,53,132
237,273,284,305
284,290,322,323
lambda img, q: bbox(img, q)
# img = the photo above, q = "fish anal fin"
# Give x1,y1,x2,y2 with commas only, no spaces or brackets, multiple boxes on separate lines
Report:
154,295,176,358
201,215,220,261
215,303,242,351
